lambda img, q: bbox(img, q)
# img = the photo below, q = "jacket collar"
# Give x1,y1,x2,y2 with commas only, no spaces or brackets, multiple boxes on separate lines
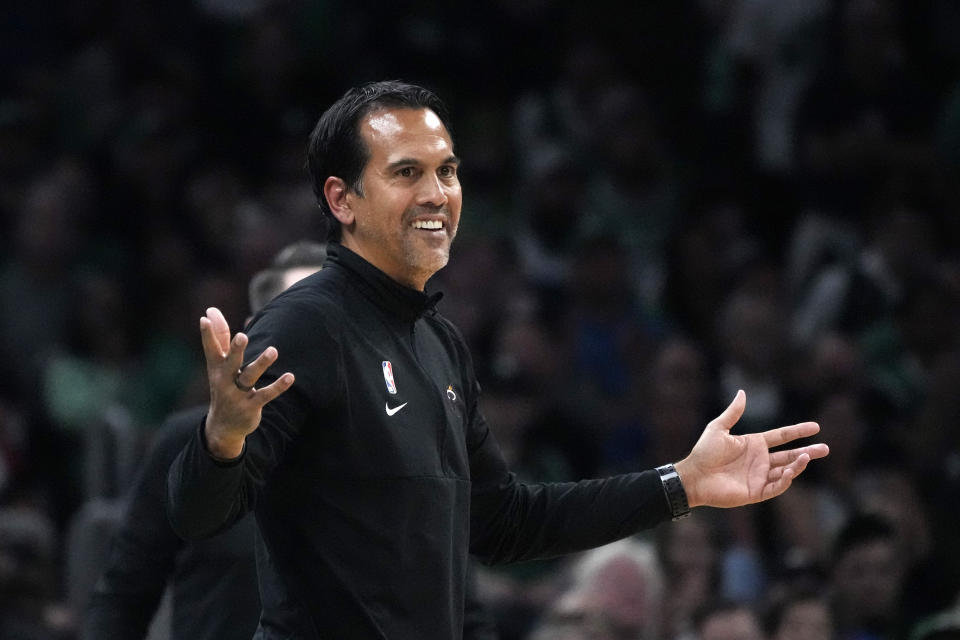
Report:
325,243,443,323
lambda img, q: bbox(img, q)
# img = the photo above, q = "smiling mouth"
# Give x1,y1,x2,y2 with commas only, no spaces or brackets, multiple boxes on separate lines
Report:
411,220,444,230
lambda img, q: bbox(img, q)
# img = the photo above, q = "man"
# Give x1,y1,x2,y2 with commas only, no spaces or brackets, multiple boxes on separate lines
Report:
82,241,328,639
168,80,828,639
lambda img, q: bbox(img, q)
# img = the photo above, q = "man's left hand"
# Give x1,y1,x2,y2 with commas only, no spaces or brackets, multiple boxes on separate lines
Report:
674,390,829,508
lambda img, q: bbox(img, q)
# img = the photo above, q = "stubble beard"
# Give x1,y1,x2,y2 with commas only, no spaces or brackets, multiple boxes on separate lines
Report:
402,226,455,283
401,206,457,281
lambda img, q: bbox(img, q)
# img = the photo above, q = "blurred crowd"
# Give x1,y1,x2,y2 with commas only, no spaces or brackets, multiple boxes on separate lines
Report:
2,0,960,639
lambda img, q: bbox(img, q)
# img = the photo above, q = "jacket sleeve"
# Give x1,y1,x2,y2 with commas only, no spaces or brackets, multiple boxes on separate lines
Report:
83,410,203,639
167,296,342,540
466,389,671,566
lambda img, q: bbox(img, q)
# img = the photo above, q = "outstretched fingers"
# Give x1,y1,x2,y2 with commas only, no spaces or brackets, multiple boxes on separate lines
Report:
198,305,296,415
762,452,811,500
254,372,296,405
234,345,278,392
763,421,821,448
769,443,830,467
224,332,250,375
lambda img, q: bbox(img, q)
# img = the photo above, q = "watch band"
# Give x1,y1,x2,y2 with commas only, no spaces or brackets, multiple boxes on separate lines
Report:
656,463,691,521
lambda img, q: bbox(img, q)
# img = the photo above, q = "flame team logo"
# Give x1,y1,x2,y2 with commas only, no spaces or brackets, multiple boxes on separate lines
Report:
382,361,398,395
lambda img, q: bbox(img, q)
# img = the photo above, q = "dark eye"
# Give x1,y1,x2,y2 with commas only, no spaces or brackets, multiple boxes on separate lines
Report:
438,165,456,178
397,167,415,178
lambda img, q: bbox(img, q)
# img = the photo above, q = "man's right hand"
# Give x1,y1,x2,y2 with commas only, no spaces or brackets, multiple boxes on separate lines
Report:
200,307,295,459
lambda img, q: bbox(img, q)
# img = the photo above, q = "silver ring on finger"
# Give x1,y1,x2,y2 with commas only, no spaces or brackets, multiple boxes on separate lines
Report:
234,367,255,393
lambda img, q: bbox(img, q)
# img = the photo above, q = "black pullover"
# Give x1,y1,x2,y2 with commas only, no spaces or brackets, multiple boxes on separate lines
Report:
168,244,671,639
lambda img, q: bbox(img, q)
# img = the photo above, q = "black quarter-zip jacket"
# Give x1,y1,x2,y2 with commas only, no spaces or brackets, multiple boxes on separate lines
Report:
168,244,672,639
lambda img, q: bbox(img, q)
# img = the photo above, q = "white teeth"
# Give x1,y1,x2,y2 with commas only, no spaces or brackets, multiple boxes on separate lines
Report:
412,220,443,230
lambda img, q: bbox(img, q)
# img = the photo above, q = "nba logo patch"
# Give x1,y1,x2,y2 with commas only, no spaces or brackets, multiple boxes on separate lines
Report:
382,361,398,395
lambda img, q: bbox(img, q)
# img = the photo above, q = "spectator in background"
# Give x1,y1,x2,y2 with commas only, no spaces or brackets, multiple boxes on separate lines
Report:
657,515,721,640
716,279,789,434
722,0,831,178
794,0,938,220
579,82,685,308
39,270,141,517
511,39,618,171
829,513,908,640
42,271,138,433
851,466,960,625
788,204,938,350
563,235,661,454
0,159,92,404
0,505,70,640
526,537,664,640
871,266,960,422
511,143,588,299
602,335,712,475
764,391,859,573
429,235,526,384
660,199,760,346
637,335,713,466
0,159,101,530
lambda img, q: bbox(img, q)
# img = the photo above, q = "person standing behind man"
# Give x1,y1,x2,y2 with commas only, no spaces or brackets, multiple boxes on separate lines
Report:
167,80,828,640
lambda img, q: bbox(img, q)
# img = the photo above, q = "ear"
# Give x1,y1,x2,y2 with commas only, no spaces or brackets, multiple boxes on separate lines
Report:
324,176,355,226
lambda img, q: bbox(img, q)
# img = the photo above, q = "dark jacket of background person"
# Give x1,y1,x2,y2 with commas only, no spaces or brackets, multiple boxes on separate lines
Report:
82,406,260,640
81,403,499,640
167,244,671,640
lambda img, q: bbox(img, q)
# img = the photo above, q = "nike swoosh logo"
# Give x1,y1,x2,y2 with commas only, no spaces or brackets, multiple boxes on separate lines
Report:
385,402,408,417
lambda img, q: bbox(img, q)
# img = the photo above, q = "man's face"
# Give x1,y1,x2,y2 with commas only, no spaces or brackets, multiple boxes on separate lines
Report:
342,107,461,290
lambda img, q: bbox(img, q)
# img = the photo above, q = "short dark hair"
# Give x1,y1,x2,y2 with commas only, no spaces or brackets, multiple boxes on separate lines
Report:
248,240,327,313
306,80,453,242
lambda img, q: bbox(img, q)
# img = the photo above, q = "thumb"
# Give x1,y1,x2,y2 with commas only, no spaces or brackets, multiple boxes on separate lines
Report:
711,389,746,432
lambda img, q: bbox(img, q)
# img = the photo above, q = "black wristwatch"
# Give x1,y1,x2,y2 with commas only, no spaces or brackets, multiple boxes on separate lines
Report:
656,463,691,521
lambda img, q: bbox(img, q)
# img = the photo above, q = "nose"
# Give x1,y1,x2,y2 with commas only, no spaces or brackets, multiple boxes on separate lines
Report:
417,173,448,208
